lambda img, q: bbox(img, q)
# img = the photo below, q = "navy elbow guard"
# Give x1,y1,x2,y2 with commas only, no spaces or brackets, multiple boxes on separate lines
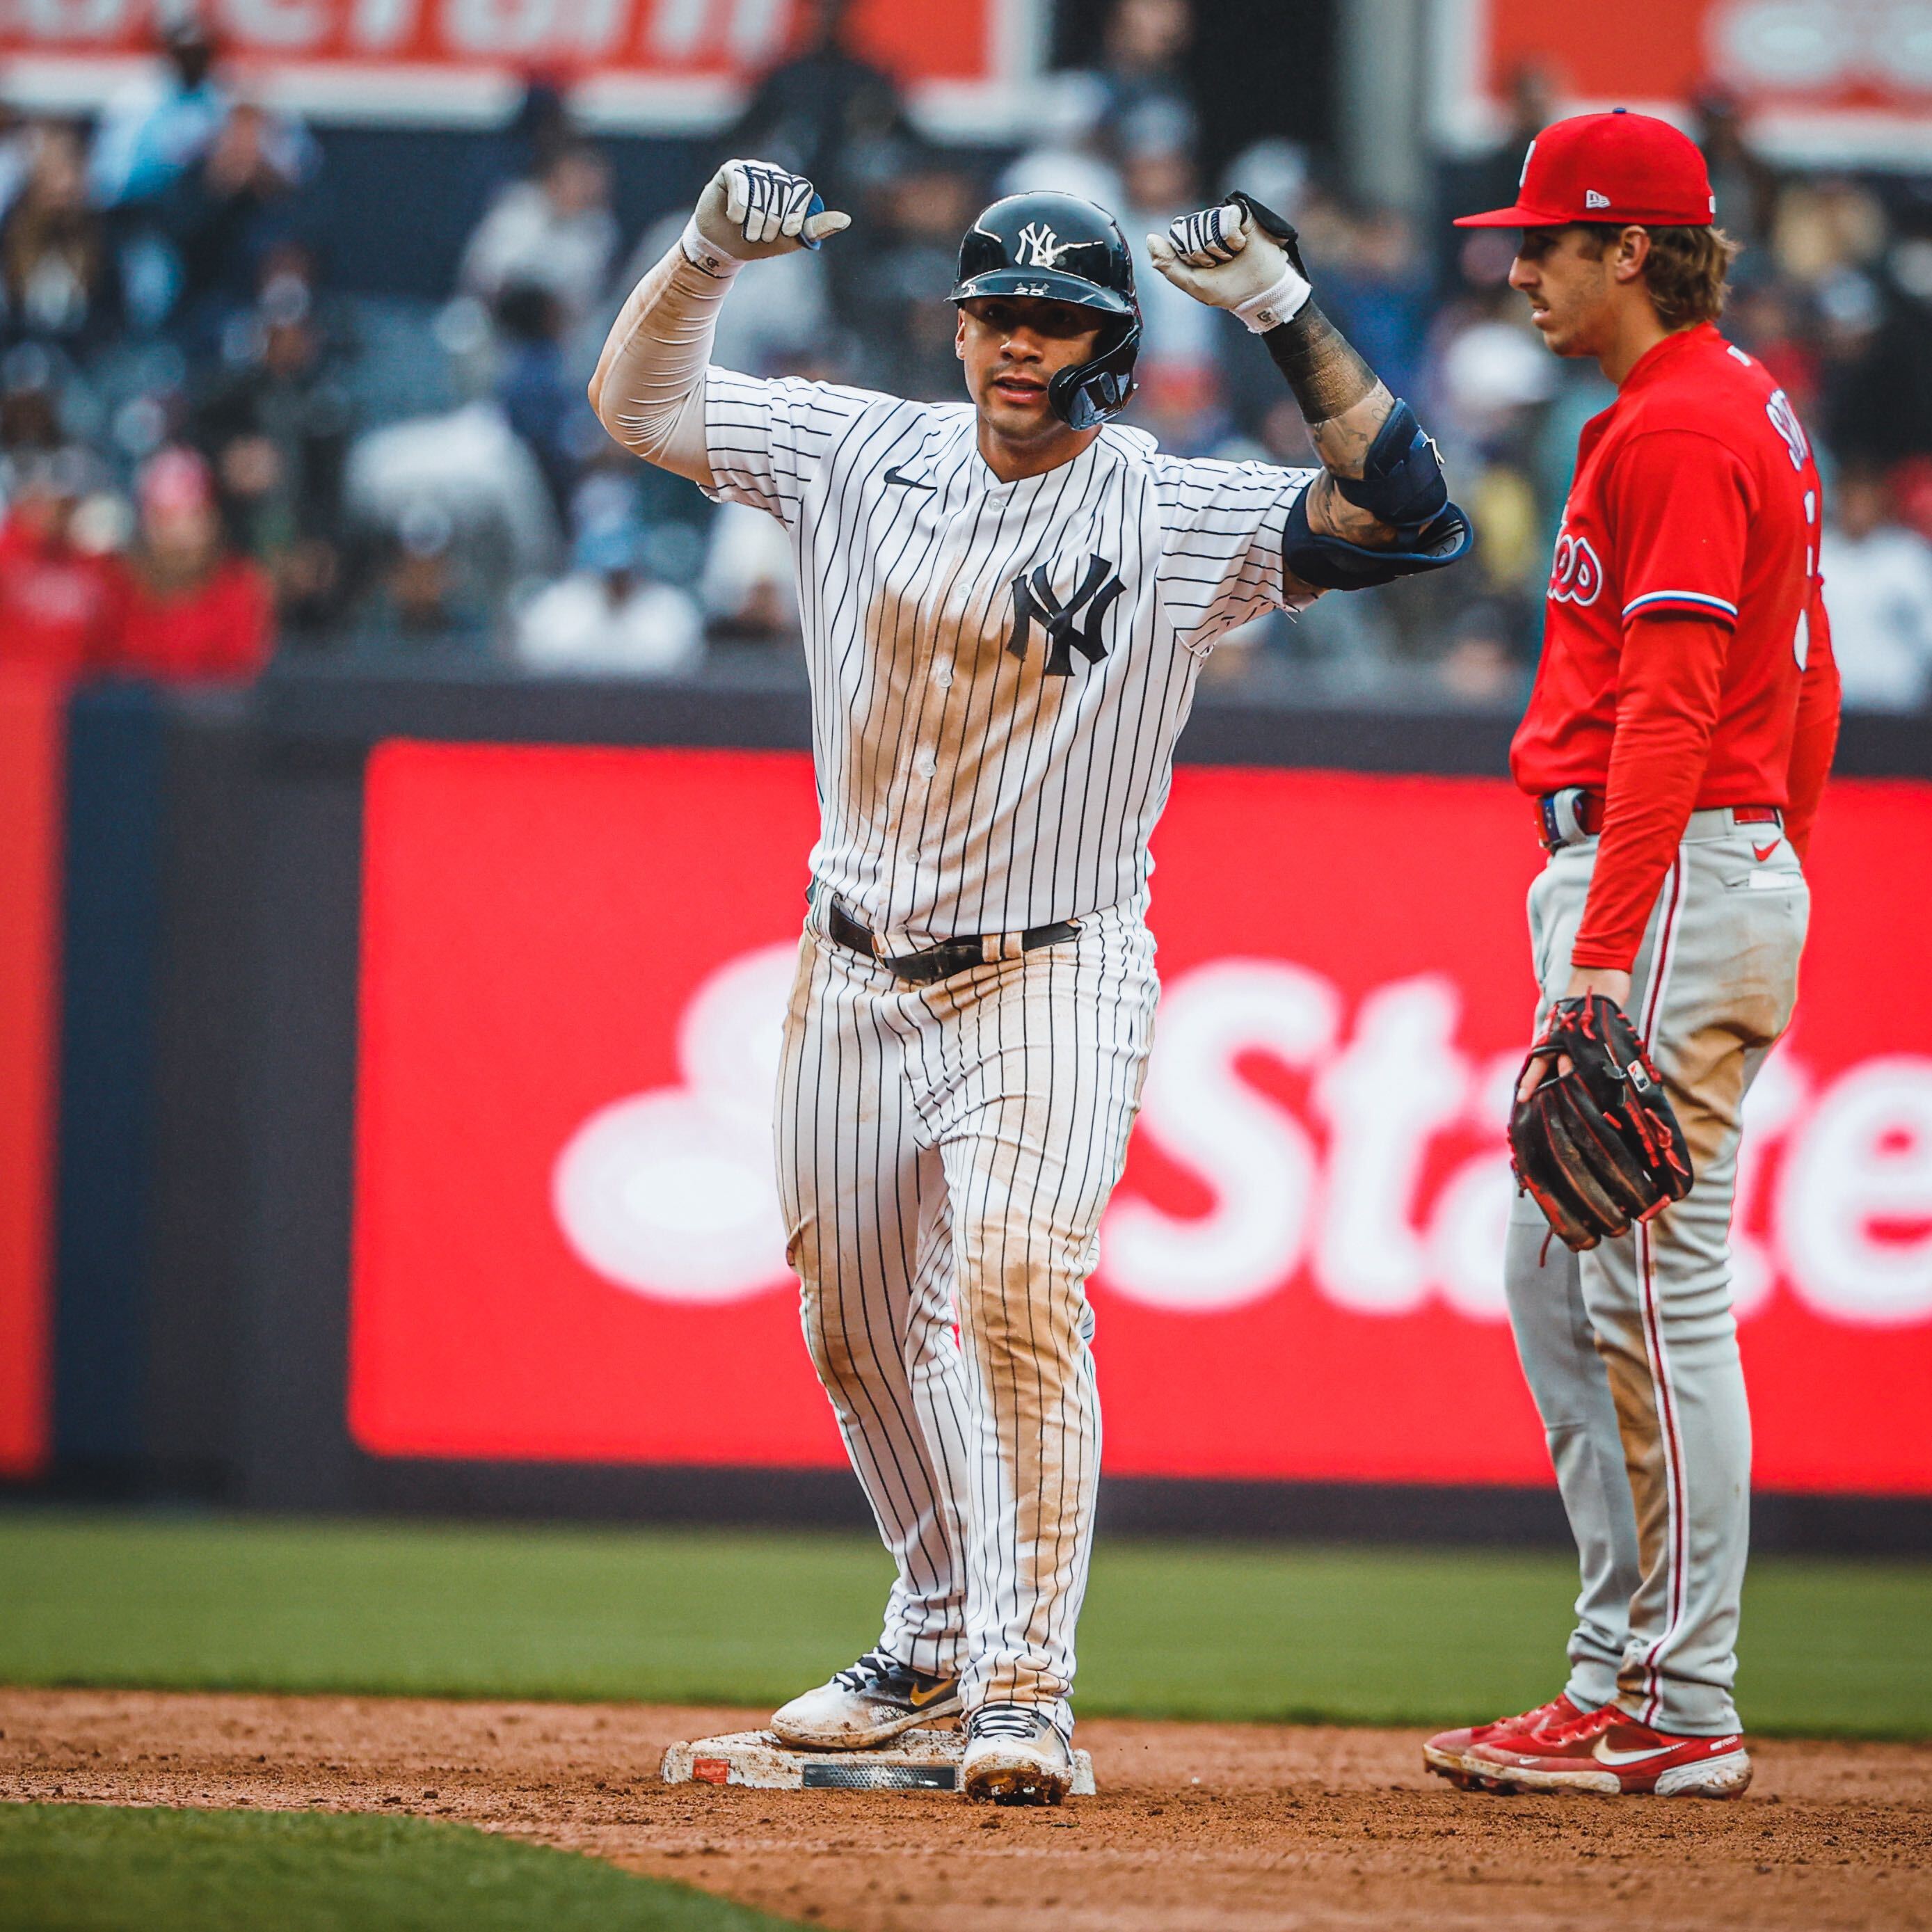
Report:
1284,399,1473,590
1334,399,1450,542
1284,489,1473,591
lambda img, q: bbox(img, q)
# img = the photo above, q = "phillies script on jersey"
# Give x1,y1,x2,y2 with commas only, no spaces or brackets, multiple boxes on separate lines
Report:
347,745,1932,1495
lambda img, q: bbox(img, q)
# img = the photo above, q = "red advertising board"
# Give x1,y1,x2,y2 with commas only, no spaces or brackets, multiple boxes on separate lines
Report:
350,742,1932,1494
0,0,1037,132
0,671,65,1480
1441,0,1932,166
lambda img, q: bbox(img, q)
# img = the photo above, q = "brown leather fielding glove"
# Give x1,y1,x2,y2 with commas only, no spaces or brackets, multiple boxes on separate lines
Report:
1508,993,1694,1251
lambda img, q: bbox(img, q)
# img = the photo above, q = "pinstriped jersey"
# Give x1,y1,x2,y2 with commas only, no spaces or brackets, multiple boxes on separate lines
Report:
705,367,1318,948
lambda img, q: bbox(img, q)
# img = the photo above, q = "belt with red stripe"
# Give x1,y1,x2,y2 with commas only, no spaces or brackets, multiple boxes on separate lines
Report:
1534,788,1782,853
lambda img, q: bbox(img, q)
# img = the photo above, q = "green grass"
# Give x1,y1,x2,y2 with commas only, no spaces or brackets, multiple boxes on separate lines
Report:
0,1510,1925,1738
0,1803,800,1931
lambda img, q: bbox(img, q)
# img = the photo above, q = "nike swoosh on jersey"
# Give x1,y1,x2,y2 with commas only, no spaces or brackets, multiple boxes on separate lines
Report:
884,464,937,491
1591,1739,1678,1766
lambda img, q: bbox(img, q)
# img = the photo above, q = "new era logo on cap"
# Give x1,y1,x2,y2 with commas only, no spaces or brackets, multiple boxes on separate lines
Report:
1586,189,1611,209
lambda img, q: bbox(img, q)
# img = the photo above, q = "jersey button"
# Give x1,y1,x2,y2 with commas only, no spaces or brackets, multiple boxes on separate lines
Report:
912,751,937,781
931,664,954,689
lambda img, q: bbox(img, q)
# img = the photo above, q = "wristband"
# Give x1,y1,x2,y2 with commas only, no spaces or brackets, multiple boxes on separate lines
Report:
1233,264,1313,335
680,216,747,278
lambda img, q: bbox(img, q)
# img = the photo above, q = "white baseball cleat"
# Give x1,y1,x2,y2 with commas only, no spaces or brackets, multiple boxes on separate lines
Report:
769,1651,962,1750
961,1702,1076,1805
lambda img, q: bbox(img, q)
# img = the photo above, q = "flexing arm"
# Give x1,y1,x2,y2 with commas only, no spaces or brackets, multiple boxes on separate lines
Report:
1150,196,1470,582
589,159,849,488
1259,306,1398,545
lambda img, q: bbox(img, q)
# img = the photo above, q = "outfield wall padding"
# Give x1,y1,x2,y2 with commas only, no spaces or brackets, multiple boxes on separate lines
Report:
7,661,1930,1551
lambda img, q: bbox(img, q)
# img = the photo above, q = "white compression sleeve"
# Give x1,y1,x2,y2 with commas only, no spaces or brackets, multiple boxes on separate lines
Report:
589,219,743,487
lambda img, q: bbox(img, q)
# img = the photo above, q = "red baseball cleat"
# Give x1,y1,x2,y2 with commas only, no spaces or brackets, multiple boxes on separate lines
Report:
1422,1693,1586,1785
1463,1703,1753,1798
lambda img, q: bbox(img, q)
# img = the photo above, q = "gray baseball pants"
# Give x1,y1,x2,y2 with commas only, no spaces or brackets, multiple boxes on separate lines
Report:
1507,806,1808,1736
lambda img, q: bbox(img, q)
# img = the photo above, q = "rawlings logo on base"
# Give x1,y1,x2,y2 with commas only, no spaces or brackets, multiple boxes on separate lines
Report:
661,1729,1097,1795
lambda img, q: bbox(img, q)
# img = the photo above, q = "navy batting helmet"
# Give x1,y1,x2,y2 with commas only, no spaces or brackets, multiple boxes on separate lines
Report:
951,191,1140,431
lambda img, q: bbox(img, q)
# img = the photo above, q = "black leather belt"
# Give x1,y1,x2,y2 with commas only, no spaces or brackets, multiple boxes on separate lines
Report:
824,898,1080,985
1536,788,1784,853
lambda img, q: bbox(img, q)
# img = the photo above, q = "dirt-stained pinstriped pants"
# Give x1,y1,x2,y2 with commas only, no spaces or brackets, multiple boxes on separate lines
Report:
1506,809,1810,1736
774,900,1156,1737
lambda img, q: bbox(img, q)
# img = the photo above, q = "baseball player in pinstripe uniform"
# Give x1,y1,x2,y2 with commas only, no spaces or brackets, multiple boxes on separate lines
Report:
593,159,1470,1802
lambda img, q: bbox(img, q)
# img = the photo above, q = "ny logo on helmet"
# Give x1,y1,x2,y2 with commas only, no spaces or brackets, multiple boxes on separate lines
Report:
1016,221,1073,269
1007,554,1124,677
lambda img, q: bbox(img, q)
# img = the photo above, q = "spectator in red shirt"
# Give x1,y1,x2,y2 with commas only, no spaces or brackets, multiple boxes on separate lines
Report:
0,447,126,675
118,445,273,681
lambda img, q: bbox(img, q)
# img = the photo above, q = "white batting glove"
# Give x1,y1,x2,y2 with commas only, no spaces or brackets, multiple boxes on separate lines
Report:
683,159,851,271
1148,200,1313,334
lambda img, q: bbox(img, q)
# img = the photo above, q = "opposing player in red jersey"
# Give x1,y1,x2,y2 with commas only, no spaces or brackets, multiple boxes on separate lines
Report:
1423,112,1841,1798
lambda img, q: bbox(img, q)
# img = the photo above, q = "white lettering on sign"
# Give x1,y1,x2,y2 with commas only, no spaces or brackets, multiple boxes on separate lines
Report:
444,0,559,57
1102,959,1339,1313
1731,1047,1807,1318
726,0,784,60
218,0,326,50
646,0,785,58
1311,977,1468,1314
17,0,129,37
353,0,419,49
552,943,794,1304
568,0,628,55
650,0,708,54
1780,1057,1932,1325
548,941,1932,1330
1709,0,1858,90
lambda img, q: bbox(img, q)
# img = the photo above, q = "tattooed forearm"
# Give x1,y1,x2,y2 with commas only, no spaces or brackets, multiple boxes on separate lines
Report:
1263,302,1377,422
1263,303,1396,480
1302,470,1398,548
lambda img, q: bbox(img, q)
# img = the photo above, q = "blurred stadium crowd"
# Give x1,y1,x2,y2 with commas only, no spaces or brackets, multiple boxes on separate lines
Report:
4,0,1932,708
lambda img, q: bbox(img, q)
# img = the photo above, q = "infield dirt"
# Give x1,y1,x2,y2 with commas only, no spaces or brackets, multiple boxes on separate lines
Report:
1,1688,1927,1931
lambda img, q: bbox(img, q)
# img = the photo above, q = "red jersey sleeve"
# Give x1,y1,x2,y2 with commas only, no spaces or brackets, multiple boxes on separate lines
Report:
1606,427,1755,628
1571,431,1754,971
1571,613,1730,971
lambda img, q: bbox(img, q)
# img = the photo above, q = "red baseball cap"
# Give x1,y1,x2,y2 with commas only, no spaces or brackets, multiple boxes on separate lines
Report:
1455,109,1716,228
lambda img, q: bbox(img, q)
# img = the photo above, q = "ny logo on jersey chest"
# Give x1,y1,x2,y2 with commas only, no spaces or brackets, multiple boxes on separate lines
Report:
1006,554,1124,677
